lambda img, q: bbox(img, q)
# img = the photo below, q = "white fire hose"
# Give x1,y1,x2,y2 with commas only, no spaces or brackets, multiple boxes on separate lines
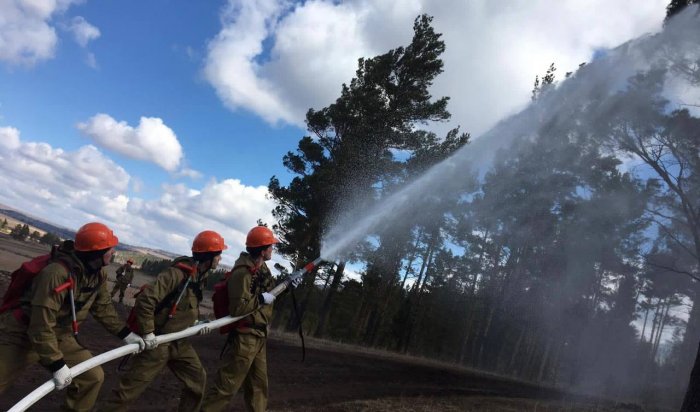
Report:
9,258,321,412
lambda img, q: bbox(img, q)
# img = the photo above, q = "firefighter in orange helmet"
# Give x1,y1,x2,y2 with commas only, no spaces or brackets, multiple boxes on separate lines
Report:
103,230,227,412
0,222,145,411
201,225,282,412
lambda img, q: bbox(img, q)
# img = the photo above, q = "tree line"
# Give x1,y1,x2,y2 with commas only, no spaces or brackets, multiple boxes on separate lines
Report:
7,222,63,246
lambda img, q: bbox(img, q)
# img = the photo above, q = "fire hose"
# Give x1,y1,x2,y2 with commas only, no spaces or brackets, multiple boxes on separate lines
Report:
9,257,322,412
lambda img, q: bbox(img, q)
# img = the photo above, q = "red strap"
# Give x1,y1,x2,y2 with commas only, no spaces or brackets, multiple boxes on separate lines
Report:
174,262,197,278
54,276,74,293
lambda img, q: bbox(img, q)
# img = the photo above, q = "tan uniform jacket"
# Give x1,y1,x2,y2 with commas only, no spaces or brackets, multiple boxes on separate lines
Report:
115,265,134,286
134,257,201,335
17,241,126,368
228,253,274,337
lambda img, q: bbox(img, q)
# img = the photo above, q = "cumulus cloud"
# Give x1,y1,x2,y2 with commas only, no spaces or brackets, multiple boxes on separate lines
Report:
77,113,184,172
0,126,21,150
0,125,278,264
175,167,203,180
127,179,275,257
65,16,100,47
0,125,130,227
204,0,667,134
0,0,82,66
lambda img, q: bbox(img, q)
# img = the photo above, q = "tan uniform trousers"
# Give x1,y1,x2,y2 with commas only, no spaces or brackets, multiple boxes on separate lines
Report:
0,315,104,412
102,339,206,412
200,333,268,412
110,282,128,301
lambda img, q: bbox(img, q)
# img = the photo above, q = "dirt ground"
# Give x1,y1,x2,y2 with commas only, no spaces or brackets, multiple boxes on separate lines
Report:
0,235,653,411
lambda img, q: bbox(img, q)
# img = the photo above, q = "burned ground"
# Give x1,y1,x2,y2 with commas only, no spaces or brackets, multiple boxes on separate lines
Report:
0,236,654,411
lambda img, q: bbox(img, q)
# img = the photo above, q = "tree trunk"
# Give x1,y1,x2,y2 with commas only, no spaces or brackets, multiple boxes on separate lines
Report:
400,228,424,290
640,298,651,343
507,326,527,375
647,298,662,354
537,337,553,382
652,298,671,362
314,262,346,337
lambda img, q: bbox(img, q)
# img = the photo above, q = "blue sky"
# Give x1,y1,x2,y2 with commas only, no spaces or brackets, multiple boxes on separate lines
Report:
0,0,670,263
0,1,298,190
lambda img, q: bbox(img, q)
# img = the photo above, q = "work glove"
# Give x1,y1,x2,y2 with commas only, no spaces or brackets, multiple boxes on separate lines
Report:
290,276,302,288
143,332,158,350
194,320,211,335
53,364,72,390
123,332,146,352
127,283,131,288
259,292,276,305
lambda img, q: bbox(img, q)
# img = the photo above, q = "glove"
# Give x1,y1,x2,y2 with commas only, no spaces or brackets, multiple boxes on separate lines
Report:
194,320,211,335
53,365,72,390
260,292,276,305
290,276,302,288
123,332,146,352
143,332,158,350
127,283,131,288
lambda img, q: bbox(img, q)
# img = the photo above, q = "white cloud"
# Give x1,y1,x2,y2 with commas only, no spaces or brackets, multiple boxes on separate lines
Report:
127,179,275,258
175,167,203,180
205,0,667,134
65,16,100,47
0,125,278,265
77,113,184,172
204,0,295,125
0,125,130,227
85,51,97,68
0,126,21,150
0,0,82,66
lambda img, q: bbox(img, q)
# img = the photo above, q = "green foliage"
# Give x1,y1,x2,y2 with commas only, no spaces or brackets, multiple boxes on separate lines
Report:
666,0,700,21
39,231,62,246
269,14,455,266
10,224,30,241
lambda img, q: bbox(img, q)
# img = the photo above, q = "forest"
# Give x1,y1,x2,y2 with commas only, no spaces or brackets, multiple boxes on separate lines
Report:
265,3,700,408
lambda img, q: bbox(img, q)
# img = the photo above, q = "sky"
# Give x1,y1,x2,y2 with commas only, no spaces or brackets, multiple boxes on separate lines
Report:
0,0,670,265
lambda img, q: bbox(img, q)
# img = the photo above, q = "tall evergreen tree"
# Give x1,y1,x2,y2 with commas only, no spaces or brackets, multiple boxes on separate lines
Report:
269,15,460,335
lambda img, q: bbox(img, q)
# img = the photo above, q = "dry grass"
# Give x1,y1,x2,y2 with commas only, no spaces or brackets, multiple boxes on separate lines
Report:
271,395,645,412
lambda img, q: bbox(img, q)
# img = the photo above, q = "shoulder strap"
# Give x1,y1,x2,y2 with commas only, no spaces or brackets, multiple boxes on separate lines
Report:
173,262,197,278
232,264,257,276
153,265,191,314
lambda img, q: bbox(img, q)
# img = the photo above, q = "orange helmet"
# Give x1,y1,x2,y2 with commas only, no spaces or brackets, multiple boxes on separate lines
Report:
192,230,228,253
246,226,279,248
74,222,119,252
126,259,134,265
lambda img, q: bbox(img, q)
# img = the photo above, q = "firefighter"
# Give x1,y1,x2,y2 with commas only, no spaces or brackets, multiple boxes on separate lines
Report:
200,225,283,412
111,259,134,303
0,222,146,412
102,230,227,412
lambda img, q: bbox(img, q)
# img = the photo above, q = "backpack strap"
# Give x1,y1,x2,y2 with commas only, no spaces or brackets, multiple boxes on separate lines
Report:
51,260,80,336
173,262,197,278
164,261,198,319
